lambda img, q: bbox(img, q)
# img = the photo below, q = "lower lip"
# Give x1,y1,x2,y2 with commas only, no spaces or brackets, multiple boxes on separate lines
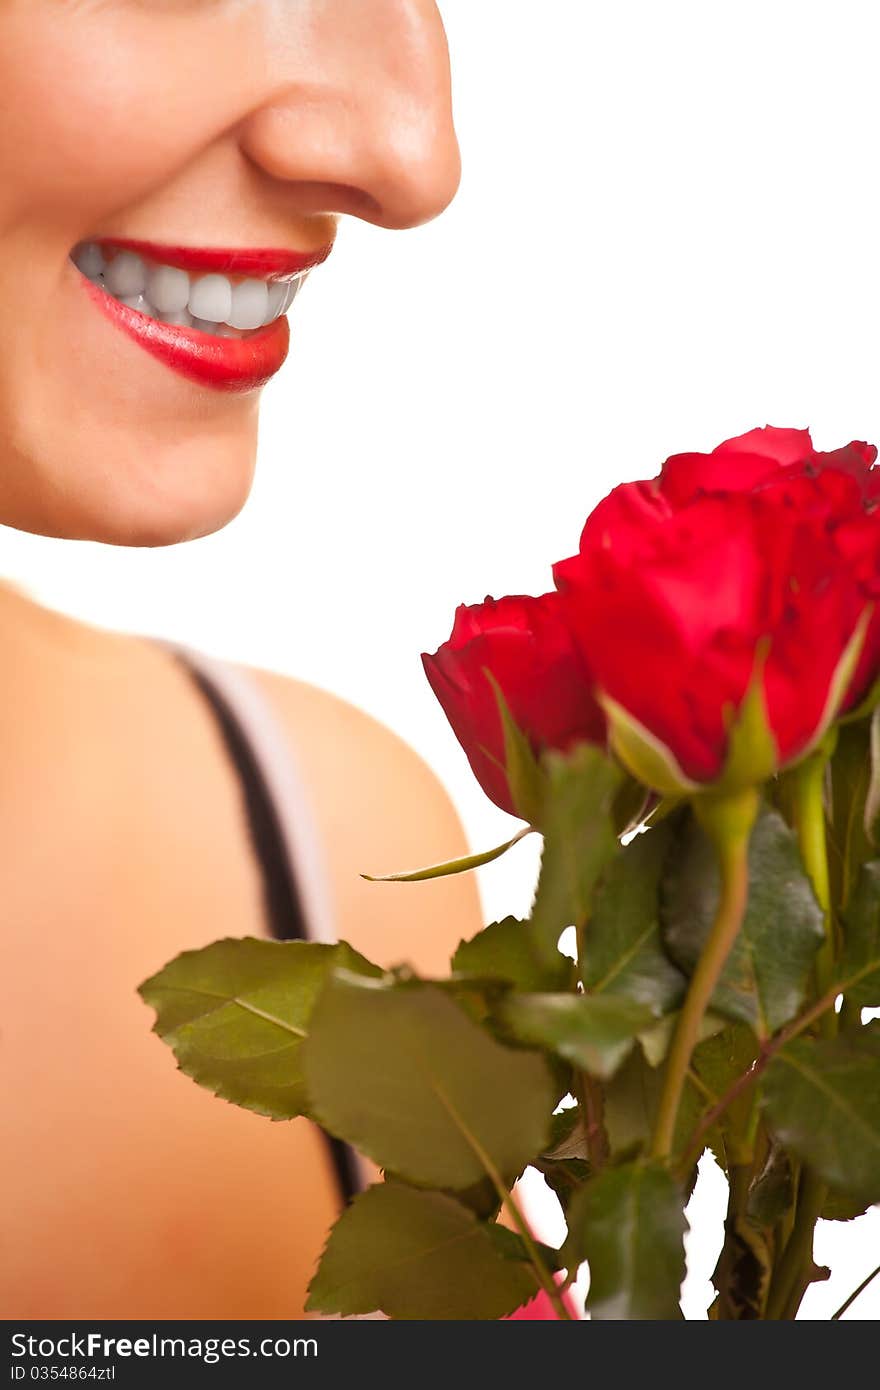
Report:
83,279,290,393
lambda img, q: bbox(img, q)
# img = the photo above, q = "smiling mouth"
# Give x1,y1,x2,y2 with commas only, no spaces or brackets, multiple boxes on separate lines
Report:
71,241,318,336
71,237,333,391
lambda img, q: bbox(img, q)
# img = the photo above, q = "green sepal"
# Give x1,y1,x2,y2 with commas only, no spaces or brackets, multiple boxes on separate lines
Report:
714,649,779,793
790,605,872,757
599,692,699,796
362,828,531,883
867,706,880,848
485,672,547,825
837,614,880,724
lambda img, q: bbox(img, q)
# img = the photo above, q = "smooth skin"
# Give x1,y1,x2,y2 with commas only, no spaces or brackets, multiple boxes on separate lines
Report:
0,2,482,1317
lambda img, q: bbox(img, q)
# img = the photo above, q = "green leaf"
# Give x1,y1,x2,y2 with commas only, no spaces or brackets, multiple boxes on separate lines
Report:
529,743,623,962
302,973,556,1190
582,820,686,1012
535,1155,592,1218
690,1023,760,1167
362,828,531,883
747,1145,794,1229
829,719,877,908
486,673,546,825
138,937,380,1120
452,916,573,992
564,1162,688,1320
543,1105,588,1159
603,1048,705,1161
533,1109,592,1212
661,806,825,1039
839,860,880,1008
761,1024,880,1205
820,1190,874,1222
637,1009,726,1070
605,1022,753,1171
500,992,655,1080
306,1182,539,1320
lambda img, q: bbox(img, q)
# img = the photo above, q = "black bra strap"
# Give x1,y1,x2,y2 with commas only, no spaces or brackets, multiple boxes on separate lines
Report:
173,651,361,1206
176,656,310,944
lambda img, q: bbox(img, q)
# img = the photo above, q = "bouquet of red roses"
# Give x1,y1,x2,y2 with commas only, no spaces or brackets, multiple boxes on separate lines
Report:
142,428,880,1320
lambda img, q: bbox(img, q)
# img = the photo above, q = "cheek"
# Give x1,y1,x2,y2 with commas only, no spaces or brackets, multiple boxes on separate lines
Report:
0,13,236,225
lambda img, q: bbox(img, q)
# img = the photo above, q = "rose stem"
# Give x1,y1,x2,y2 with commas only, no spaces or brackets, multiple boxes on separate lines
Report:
494,1178,574,1321
575,919,609,1170
650,787,759,1161
830,1261,880,1320
766,748,835,1320
466,1131,574,1321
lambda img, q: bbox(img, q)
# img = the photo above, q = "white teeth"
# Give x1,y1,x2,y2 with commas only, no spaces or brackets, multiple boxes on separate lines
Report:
228,278,269,331
105,251,146,298
263,280,288,325
147,264,191,315
188,274,232,325
72,243,306,338
159,309,194,328
73,243,105,280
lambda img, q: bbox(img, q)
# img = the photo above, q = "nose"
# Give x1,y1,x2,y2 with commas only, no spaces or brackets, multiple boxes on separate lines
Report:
237,1,461,231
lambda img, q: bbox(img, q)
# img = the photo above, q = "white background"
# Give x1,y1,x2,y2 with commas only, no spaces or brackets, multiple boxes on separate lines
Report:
3,0,878,1318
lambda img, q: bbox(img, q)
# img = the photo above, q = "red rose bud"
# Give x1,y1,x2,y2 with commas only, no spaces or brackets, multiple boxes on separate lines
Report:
423,593,606,818
555,433,879,793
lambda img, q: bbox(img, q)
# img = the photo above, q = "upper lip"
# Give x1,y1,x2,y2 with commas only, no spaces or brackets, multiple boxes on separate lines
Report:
92,238,335,279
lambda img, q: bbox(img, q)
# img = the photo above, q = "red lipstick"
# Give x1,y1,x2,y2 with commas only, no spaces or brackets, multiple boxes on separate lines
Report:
100,239,334,279
75,237,333,392
85,283,291,393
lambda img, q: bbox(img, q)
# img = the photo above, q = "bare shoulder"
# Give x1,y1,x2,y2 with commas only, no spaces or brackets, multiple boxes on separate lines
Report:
249,668,483,975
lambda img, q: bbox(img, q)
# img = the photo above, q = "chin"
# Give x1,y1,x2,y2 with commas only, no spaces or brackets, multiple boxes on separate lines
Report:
2,414,260,547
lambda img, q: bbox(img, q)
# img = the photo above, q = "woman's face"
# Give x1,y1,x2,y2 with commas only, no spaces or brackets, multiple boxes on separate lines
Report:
0,1,459,545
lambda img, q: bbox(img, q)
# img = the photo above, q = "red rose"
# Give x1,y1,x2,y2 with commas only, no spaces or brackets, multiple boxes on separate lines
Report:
422,594,605,818
554,428,879,789
659,426,880,712
658,425,880,508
